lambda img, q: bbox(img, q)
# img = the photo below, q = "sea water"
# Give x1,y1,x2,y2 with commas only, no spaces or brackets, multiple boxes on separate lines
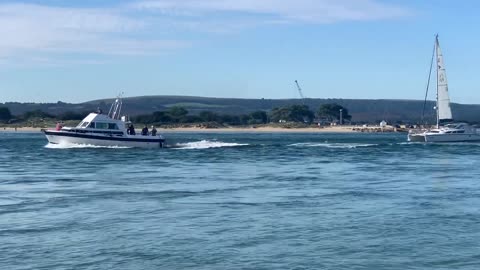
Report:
1,132,480,269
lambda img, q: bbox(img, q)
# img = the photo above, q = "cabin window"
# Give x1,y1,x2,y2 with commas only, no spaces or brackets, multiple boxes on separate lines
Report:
81,122,89,128
108,123,118,130
95,122,109,129
88,122,96,128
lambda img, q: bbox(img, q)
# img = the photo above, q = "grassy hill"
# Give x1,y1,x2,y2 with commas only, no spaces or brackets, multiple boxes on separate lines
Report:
3,95,480,124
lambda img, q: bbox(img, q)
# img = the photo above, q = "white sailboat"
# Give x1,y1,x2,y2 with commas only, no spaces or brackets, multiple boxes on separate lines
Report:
408,35,480,142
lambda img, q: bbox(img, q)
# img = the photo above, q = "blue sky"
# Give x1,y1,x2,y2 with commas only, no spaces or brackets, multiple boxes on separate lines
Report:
0,0,479,104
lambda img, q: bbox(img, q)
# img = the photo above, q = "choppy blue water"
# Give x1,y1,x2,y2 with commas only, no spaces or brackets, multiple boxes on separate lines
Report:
1,131,480,270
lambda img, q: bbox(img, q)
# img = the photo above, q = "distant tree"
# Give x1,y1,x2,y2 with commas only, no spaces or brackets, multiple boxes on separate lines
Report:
21,110,54,119
168,106,188,117
249,111,268,124
317,103,351,122
199,111,219,122
219,114,241,125
269,105,314,123
57,111,86,120
270,107,283,122
290,105,314,123
133,114,153,124
184,115,203,123
151,111,172,123
134,111,173,124
239,114,250,125
0,107,12,121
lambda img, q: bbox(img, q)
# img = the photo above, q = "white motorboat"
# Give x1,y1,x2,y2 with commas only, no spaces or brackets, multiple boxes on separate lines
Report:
43,97,165,148
408,35,480,142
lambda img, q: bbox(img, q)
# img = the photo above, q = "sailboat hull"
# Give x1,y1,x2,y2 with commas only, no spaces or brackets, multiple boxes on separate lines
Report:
408,132,480,143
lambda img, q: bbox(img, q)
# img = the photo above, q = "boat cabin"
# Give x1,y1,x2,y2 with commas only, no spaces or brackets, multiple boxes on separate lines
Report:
63,113,127,136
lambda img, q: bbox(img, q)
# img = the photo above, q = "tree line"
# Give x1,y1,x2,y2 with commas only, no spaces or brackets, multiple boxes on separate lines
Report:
0,103,351,125
133,103,351,125
0,108,88,123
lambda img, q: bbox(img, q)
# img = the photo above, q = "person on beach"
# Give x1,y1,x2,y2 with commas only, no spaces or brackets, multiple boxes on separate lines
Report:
151,126,157,136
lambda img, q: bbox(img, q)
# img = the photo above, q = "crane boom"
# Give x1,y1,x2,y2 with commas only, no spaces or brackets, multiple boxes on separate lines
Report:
295,80,306,104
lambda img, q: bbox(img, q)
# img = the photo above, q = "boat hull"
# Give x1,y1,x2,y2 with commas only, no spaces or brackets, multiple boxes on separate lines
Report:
44,130,165,148
408,133,480,143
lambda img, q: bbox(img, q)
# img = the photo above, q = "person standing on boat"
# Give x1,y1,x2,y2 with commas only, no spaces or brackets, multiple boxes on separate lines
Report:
151,126,157,136
141,125,149,136
128,124,136,135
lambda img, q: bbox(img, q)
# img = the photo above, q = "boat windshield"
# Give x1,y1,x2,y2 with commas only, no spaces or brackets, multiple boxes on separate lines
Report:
78,122,89,128
445,123,466,129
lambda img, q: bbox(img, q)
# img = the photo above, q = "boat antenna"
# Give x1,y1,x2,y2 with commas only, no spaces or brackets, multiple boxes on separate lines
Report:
108,92,124,120
108,100,115,118
421,37,437,125
295,80,306,105
117,92,124,120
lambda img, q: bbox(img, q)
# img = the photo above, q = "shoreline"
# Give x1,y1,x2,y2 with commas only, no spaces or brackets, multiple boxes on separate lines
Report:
0,125,403,134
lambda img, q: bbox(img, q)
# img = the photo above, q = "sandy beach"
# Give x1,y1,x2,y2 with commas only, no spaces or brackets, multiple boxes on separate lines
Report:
0,125,400,133
157,126,364,133
0,127,43,133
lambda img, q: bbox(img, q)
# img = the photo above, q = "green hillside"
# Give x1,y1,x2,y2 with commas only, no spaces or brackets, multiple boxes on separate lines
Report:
3,95,480,124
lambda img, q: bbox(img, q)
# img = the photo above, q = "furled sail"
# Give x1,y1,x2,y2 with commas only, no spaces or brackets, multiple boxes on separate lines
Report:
436,36,453,122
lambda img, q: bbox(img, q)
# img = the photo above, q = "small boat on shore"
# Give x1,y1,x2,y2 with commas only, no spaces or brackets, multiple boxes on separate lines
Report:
43,97,165,148
408,35,480,142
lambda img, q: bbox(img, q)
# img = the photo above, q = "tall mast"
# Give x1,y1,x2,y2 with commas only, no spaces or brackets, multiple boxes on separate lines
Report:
421,41,436,124
435,34,440,128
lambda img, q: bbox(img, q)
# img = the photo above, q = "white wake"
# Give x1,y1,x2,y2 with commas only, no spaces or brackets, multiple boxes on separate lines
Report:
45,142,132,149
289,142,378,149
175,140,249,149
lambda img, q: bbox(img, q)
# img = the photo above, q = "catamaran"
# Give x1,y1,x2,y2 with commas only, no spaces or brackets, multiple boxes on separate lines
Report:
43,97,165,148
408,35,480,142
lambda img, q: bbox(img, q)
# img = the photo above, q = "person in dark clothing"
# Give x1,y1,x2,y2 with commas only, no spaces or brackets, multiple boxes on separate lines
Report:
128,124,136,135
141,125,149,136
151,126,157,136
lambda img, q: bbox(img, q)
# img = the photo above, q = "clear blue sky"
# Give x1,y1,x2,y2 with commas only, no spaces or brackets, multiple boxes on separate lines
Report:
0,0,479,104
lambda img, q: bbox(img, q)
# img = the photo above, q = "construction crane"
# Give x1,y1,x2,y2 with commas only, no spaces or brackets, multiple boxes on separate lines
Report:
294,80,306,104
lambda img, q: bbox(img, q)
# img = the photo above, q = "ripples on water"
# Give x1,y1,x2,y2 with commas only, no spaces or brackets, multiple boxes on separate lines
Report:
1,132,480,269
